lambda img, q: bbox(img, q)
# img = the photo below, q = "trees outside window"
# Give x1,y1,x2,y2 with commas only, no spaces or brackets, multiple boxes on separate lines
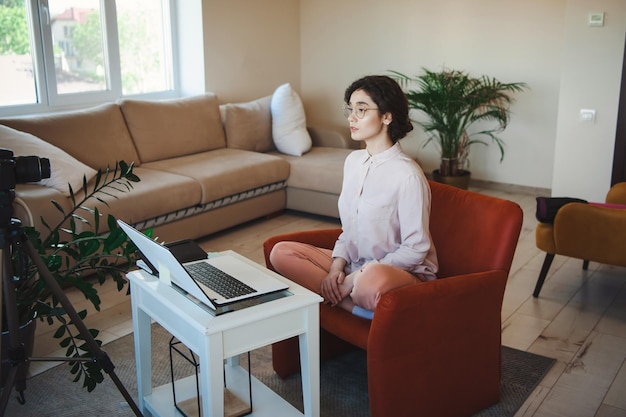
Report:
0,0,36,106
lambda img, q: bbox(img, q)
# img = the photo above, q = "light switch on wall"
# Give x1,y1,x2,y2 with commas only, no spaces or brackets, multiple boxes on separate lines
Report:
580,109,596,123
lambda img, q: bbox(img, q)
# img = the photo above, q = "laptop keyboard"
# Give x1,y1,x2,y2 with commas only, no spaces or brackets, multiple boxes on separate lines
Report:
184,262,256,299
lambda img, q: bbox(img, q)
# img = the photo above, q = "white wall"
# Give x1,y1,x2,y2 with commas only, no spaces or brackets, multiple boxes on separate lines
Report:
199,0,302,103
300,0,566,190
176,0,205,96
552,0,626,201
185,0,625,200
299,0,625,199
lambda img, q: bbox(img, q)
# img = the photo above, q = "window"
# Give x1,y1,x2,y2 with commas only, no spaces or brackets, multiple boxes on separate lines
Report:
0,0,177,116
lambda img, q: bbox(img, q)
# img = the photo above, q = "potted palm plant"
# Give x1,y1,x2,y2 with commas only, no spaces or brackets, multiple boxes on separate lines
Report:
391,67,527,189
2,161,142,394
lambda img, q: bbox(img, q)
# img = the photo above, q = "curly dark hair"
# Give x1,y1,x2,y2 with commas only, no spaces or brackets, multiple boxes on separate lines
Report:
344,75,413,143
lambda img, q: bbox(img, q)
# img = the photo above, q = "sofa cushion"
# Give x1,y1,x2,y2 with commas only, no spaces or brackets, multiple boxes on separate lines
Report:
141,148,290,204
0,125,97,196
222,95,275,153
0,103,140,170
271,83,312,156
270,147,351,195
120,94,226,163
78,167,203,226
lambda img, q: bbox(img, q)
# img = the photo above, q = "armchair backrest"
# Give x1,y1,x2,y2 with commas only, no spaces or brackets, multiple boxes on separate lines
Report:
606,182,626,205
428,181,523,279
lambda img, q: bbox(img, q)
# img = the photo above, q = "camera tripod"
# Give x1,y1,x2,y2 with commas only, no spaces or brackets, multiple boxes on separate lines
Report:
0,217,144,416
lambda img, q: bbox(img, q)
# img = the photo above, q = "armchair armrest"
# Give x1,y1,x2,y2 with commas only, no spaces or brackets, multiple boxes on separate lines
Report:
553,202,626,266
367,270,507,417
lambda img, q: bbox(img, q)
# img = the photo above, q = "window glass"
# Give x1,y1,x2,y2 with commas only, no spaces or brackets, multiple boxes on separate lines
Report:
117,0,172,95
0,0,37,106
0,0,175,114
48,0,106,94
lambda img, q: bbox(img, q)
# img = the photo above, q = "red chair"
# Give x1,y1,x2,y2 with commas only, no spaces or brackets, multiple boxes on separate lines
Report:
263,181,523,417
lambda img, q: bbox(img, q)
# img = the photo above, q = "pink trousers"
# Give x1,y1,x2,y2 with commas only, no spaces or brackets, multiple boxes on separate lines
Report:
269,241,417,313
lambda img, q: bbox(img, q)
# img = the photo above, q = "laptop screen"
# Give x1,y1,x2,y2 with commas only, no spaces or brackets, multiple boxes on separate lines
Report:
117,220,218,309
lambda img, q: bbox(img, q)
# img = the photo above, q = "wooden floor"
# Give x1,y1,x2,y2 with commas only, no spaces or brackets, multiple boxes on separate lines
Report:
28,187,626,417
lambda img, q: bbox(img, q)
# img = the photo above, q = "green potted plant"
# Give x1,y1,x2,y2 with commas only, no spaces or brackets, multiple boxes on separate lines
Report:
391,67,527,188
2,161,142,393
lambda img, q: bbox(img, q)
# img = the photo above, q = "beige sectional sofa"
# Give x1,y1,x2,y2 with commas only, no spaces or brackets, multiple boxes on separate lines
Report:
0,92,352,242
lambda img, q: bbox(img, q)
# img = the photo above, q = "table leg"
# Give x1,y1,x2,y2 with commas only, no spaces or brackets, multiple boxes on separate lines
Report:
299,306,320,417
131,287,153,415
199,332,225,416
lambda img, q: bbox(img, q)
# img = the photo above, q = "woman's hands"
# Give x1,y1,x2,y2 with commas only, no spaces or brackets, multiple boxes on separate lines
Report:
320,257,352,306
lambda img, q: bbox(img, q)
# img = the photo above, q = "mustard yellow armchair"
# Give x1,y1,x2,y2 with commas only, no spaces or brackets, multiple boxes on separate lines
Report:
534,182,626,297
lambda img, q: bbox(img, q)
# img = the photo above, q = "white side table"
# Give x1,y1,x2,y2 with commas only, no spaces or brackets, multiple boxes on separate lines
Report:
127,250,323,417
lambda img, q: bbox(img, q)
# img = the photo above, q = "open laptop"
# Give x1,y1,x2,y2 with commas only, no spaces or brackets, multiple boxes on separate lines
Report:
118,220,289,315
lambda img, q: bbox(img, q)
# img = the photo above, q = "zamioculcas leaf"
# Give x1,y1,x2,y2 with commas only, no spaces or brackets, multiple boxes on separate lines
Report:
11,160,147,393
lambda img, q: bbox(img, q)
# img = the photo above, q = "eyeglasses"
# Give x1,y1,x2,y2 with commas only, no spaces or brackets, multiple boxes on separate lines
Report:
342,104,379,119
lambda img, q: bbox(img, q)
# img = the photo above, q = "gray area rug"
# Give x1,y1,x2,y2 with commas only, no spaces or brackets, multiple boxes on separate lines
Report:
3,324,555,417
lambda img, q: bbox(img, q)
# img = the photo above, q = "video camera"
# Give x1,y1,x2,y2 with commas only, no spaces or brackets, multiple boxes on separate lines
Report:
0,148,51,225
0,148,51,191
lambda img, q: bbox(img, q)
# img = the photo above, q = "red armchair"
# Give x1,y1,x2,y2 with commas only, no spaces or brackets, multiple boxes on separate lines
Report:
263,181,523,417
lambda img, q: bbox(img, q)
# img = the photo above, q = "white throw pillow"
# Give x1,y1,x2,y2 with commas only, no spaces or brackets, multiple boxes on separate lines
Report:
270,83,312,156
0,124,97,196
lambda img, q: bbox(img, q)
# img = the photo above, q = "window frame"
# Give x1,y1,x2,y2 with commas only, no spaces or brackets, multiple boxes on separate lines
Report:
0,0,179,117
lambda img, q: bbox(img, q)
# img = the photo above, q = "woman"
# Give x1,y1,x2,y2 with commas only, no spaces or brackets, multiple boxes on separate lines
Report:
270,75,438,319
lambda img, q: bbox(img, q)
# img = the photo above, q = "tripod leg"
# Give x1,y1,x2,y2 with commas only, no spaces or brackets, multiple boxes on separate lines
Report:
0,248,30,416
16,235,144,417
0,248,3,372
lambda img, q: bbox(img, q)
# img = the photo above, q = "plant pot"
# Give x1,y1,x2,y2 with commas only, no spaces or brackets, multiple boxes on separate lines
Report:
432,169,471,190
2,319,36,393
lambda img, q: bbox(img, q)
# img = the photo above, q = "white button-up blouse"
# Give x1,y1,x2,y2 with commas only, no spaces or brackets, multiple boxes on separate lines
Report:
332,143,438,280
